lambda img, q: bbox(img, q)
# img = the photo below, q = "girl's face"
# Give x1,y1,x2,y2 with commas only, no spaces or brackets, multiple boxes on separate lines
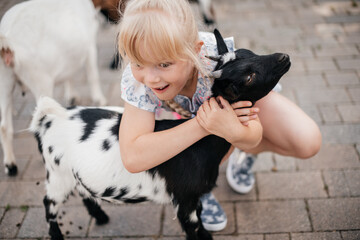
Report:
131,58,196,101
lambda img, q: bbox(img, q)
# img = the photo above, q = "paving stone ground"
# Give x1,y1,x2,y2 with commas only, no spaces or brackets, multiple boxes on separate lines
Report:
0,0,360,239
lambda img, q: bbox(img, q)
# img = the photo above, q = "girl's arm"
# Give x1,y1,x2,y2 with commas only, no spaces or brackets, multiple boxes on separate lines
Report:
119,102,209,173
196,96,263,150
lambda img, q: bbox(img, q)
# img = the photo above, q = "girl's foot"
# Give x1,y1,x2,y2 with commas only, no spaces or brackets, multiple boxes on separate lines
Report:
200,192,227,231
226,149,256,194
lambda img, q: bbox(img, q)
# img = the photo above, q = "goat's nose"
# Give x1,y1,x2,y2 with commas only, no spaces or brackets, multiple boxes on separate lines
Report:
278,54,289,62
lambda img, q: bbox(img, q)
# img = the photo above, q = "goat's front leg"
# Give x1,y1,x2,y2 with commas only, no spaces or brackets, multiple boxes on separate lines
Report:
195,200,212,240
43,196,63,240
177,199,213,240
64,80,79,106
0,69,17,176
82,197,109,225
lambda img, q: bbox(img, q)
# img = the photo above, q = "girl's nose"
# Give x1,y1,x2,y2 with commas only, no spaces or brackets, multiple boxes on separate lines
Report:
144,69,160,84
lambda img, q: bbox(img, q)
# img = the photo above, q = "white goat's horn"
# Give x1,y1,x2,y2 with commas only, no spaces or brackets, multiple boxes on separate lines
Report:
205,55,221,62
211,70,222,78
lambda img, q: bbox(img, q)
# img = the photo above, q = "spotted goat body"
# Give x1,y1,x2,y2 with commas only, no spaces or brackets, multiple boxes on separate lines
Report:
30,29,291,240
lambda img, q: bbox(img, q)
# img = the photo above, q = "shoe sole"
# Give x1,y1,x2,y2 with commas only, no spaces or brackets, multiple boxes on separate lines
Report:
202,219,227,232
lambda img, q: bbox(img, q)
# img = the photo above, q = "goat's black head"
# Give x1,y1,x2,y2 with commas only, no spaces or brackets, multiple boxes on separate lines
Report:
208,29,291,104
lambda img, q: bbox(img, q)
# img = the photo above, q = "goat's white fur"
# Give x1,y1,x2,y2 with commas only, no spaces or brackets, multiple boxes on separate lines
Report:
30,97,172,206
0,0,107,174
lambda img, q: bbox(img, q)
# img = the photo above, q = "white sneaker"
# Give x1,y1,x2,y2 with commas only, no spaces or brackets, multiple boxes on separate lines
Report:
226,149,256,194
200,192,227,231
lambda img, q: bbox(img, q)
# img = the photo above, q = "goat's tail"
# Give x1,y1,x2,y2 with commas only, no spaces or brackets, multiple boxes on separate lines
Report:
29,96,67,133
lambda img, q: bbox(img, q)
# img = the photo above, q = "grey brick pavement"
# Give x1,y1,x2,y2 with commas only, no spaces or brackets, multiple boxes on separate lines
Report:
0,0,360,239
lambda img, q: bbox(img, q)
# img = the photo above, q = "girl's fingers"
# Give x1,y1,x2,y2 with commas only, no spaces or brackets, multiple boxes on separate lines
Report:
209,97,221,110
234,107,259,116
217,96,232,110
231,101,252,109
202,100,211,112
199,105,207,118
238,114,258,123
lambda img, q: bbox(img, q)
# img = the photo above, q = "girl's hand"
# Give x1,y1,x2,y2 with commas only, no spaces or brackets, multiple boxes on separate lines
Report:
196,96,242,140
231,101,260,126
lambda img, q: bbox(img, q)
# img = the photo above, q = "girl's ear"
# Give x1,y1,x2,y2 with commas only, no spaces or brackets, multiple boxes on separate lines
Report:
195,40,204,54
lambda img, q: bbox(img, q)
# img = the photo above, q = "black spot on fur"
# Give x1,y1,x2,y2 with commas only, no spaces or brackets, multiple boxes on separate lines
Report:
102,187,116,197
45,121,52,129
123,197,147,204
79,109,118,141
46,170,49,181
34,131,43,154
110,115,122,140
153,187,159,195
39,116,46,127
54,155,62,166
48,146,53,154
138,184,142,190
114,187,129,200
43,196,57,221
102,139,111,151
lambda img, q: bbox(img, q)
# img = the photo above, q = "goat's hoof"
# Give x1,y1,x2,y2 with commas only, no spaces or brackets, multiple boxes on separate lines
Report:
109,61,119,70
197,229,212,240
49,227,64,240
95,213,109,225
5,164,18,176
69,98,77,107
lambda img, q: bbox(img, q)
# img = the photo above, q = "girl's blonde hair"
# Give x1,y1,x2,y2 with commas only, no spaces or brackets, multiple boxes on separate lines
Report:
118,0,207,76
118,0,208,118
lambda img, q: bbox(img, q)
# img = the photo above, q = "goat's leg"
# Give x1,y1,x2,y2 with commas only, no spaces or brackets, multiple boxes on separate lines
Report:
64,80,79,106
43,195,64,240
198,0,215,25
195,200,212,240
82,198,109,225
85,43,107,106
177,199,212,240
0,65,17,175
43,166,76,240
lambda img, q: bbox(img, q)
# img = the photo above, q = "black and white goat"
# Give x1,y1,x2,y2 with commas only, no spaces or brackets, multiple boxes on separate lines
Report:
30,29,290,240
0,0,107,176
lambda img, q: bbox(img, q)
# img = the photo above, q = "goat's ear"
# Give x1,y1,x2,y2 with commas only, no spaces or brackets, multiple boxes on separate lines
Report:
214,29,228,55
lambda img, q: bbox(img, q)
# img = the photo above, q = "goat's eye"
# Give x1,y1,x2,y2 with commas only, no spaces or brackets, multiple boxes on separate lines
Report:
247,73,255,83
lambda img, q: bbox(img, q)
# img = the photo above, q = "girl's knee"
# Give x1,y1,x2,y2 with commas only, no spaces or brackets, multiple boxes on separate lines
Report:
293,125,322,159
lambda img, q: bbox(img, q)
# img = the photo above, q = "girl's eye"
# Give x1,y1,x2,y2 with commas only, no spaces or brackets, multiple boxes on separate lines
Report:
247,73,255,83
159,62,171,68
131,62,142,68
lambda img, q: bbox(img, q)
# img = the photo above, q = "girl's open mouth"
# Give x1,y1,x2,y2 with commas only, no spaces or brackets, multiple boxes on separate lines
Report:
153,85,169,93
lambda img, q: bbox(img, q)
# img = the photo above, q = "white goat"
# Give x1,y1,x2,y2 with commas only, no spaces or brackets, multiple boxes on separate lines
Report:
0,0,107,176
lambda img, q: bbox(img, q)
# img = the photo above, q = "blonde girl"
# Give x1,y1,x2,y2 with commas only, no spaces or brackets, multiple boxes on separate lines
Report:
118,0,321,232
